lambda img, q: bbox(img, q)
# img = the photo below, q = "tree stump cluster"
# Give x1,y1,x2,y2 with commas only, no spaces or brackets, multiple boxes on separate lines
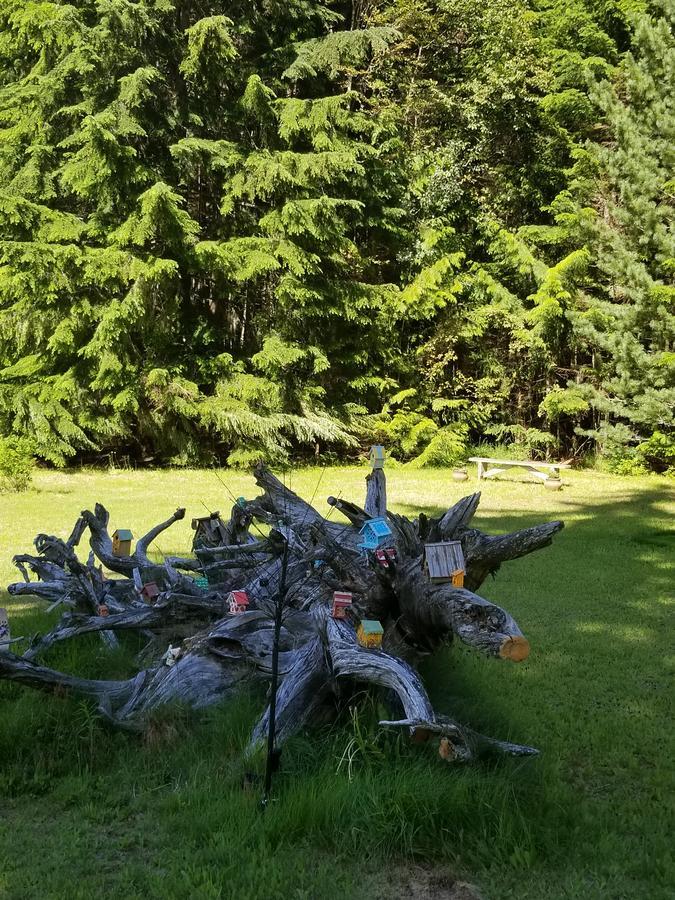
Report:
0,465,564,762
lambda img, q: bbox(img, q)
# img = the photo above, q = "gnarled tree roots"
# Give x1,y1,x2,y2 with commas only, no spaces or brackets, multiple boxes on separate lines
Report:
1,465,564,763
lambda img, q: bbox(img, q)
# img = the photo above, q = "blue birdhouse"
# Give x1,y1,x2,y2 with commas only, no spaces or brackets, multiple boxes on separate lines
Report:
358,517,392,552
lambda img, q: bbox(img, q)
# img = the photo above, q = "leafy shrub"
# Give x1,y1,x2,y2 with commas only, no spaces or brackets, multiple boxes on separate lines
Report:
0,436,35,492
539,386,589,421
636,431,675,474
409,426,467,468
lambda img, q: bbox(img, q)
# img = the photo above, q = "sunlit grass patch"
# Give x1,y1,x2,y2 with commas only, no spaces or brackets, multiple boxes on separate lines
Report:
0,467,672,899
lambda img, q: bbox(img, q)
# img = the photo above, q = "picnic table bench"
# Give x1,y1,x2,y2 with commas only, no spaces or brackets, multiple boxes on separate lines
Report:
468,457,570,482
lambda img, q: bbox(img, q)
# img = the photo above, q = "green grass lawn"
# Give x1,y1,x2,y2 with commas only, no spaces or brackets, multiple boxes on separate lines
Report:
0,466,673,900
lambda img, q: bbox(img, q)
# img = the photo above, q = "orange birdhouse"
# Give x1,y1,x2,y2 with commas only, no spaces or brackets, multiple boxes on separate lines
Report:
331,591,353,619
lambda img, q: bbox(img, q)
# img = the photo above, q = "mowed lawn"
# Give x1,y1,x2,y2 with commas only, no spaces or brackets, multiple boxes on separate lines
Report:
0,467,672,900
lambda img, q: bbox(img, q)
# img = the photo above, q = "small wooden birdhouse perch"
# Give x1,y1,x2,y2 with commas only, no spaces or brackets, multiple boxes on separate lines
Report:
369,445,385,469
358,517,392,552
357,619,384,648
228,590,250,614
423,541,465,586
112,529,133,557
331,591,352,619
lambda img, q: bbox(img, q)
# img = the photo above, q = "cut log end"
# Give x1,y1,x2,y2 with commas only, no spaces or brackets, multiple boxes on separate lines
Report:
498,635,530,662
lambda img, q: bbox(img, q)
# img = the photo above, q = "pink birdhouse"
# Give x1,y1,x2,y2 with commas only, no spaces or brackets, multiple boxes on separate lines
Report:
141,582,160,603
228,590,250,614
331,591,353,619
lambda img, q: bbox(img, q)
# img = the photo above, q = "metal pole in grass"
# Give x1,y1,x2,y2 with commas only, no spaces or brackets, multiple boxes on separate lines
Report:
262,534,289,808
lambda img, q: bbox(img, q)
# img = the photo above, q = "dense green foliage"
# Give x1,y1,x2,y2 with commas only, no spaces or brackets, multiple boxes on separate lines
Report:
0,0,672,468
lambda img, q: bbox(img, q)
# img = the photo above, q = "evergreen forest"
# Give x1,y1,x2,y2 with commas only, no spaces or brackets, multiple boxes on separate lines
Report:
0,0,673,471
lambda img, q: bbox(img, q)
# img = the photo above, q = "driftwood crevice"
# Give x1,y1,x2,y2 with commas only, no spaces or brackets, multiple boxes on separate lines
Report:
1,465,564,761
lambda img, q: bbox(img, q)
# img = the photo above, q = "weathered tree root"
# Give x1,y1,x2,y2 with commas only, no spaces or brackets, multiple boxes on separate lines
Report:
1,465,564,763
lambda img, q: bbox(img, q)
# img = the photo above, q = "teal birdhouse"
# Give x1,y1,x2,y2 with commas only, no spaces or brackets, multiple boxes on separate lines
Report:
369,445,385,469
359,517,392,552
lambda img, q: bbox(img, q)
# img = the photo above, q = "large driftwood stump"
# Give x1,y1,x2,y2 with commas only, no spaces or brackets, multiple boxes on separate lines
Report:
0,465,564,761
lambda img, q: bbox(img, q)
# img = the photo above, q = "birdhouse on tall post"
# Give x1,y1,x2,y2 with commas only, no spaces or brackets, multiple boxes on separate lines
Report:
228,590,250,614
358,517,392,553
112,529,133,557
191,512,228,550
423,541,465,586
331,591,352,619
141,582,160,604
356,619,384,648
369,445,385,469
0,608,10,650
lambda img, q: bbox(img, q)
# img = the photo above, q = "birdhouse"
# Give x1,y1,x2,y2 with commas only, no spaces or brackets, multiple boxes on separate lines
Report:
358,517,392,552
228,590,250,614
97,604,110,618
191,512,228,549
356,619,384,649
194,576,209,590
112,529,133,557
423,541,465,585
369,445,385,469
331,591,353,619
163,645,181,667
236,497,247,508
375,548,397,568
141,581,160,603
0,608,9,649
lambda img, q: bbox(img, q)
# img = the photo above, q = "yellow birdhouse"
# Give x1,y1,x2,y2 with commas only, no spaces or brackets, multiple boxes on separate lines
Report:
356,619,384,649
112,529,133,557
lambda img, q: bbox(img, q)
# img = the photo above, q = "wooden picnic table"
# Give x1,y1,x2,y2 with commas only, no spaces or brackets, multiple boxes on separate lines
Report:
468,457,570,482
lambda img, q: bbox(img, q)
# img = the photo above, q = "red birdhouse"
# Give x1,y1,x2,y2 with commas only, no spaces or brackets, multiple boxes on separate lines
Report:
141,582,160,603
228,590,250,614
375,548,397,568
331,591,353,619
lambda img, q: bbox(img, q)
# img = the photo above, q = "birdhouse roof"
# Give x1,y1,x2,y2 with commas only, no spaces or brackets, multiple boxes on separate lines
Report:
359,619,383,636
228,590,249,604
333,591,352,604
192,512,221,528
113,529,134,540
423,541,465,579
360,517,392,538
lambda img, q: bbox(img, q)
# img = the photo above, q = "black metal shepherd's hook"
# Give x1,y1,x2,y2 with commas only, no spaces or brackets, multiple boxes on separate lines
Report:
262,534,289,807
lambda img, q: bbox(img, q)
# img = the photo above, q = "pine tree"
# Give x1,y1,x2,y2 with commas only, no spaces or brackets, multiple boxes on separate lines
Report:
557,2,675,463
